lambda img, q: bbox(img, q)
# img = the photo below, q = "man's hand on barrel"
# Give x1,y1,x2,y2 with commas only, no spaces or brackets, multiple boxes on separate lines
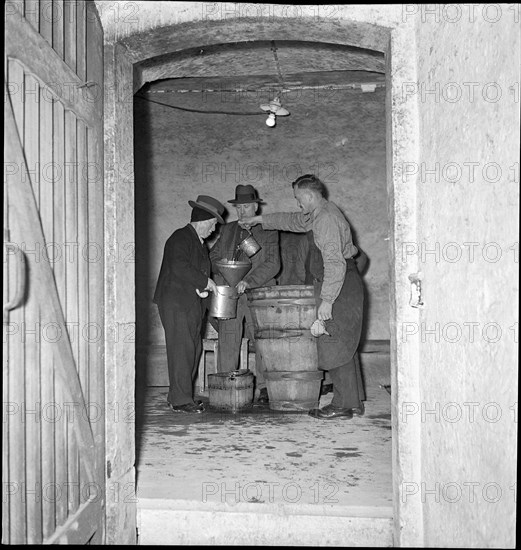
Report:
317,300,333,321
238,215,262,230
236,280,250,295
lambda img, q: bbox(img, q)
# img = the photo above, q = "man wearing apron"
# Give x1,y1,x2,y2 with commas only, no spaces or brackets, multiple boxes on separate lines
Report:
240,174,365,419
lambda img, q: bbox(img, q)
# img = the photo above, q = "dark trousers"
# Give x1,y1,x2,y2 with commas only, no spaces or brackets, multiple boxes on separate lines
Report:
216,294,265,389
158,302,203,406
329,352,365,409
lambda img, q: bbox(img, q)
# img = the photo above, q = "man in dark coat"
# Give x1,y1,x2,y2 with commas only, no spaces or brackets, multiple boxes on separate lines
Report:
209,185,280,402
241,175,365,419
153,195,226,413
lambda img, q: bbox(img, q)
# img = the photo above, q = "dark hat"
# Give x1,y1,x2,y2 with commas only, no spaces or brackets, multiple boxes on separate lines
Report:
227,184,263,205
188,195,225,224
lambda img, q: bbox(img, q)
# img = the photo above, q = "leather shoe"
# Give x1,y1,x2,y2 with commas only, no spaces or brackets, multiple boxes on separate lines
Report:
308,403,353,419
167,401,203,414
320,383,333,396
350,402,365,417
256,388,269,404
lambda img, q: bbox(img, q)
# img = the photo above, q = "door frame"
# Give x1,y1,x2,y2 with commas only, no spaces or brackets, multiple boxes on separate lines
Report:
102,12,423,546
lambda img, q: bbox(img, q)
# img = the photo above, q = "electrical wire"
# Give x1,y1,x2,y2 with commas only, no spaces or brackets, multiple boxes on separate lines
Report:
135,94,264,115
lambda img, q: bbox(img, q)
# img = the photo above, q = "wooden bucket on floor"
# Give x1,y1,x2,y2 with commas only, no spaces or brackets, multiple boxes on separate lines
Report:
264,371,323,411
208,370,254,412
247,285,321,411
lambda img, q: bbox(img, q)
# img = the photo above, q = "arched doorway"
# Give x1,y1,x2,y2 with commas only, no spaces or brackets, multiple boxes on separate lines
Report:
102,10,422,545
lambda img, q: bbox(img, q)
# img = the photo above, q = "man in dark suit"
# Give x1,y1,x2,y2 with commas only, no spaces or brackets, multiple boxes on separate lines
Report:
209,185,280,402
153,195,226,414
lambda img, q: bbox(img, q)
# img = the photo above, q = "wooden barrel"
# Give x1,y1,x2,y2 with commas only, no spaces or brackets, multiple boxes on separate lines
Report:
247,285,316,332
264,371,323,411
247,285,321,411
255,329,318,372
208,370,254,412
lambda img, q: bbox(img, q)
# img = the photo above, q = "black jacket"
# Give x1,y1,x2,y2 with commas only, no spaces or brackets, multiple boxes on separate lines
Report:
153,224,210,309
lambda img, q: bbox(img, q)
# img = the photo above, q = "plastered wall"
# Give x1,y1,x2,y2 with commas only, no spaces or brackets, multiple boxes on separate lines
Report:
100,3,518,546
134,85,389,350
409,8,519,547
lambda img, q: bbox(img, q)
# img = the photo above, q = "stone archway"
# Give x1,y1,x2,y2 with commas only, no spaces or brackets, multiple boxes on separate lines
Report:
102,9,422,545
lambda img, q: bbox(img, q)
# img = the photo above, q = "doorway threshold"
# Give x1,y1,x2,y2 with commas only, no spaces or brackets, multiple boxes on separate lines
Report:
135,354,392,545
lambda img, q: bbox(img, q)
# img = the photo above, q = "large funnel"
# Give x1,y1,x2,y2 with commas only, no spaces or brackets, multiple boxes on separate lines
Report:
215,259,252,287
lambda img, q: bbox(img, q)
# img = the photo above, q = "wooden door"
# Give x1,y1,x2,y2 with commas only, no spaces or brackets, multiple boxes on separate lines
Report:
3,0,105,543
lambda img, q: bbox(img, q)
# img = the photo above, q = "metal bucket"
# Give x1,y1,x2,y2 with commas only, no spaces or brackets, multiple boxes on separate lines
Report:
209,285,239,319
238,233,261,257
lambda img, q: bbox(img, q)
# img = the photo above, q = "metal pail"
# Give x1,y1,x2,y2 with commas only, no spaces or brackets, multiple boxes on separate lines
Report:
238,234,261,257
209,285,239,319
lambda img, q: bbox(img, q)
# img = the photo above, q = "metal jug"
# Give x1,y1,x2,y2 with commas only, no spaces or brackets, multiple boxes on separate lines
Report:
238,230,261,258
209,285,239,319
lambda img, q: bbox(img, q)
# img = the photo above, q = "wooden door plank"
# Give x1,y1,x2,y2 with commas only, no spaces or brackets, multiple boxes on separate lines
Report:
77,120,90,399
85,3,105,493
39,0,52,45
4,2,106,543
5,85,97,484
54,384,68,528
2,233,11,539
76,0,86,82
63,0,77,72
24,0,40,31
5,18,99,126
40,305,57,540
53,100,66,310
65,109,80,518
6,60,27,545
38,73,58,542
23,74,43,541
65,111,79,368
23,75,40,205
52,0,64,60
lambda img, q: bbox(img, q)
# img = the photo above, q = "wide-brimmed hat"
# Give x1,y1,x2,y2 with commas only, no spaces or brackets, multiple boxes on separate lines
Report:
188,195,225,224
227,184,263,205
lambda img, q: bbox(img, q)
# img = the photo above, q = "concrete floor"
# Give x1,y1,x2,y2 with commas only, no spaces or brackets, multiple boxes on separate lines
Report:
135,354,392,545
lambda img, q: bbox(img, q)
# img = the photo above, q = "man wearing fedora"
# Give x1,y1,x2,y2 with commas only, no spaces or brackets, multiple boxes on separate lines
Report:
209,184,280,402
154,195,226,413
240,174,366,419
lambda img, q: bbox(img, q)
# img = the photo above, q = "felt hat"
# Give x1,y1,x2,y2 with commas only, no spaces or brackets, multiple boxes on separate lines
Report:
227,184,263,205
188,195,225,224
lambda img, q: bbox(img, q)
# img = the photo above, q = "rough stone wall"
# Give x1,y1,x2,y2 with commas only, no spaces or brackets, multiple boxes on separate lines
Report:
409,7,519,547
134,85,389,350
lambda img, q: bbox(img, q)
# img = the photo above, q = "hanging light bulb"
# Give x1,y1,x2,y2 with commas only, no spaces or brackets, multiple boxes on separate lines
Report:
266,113,276,127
